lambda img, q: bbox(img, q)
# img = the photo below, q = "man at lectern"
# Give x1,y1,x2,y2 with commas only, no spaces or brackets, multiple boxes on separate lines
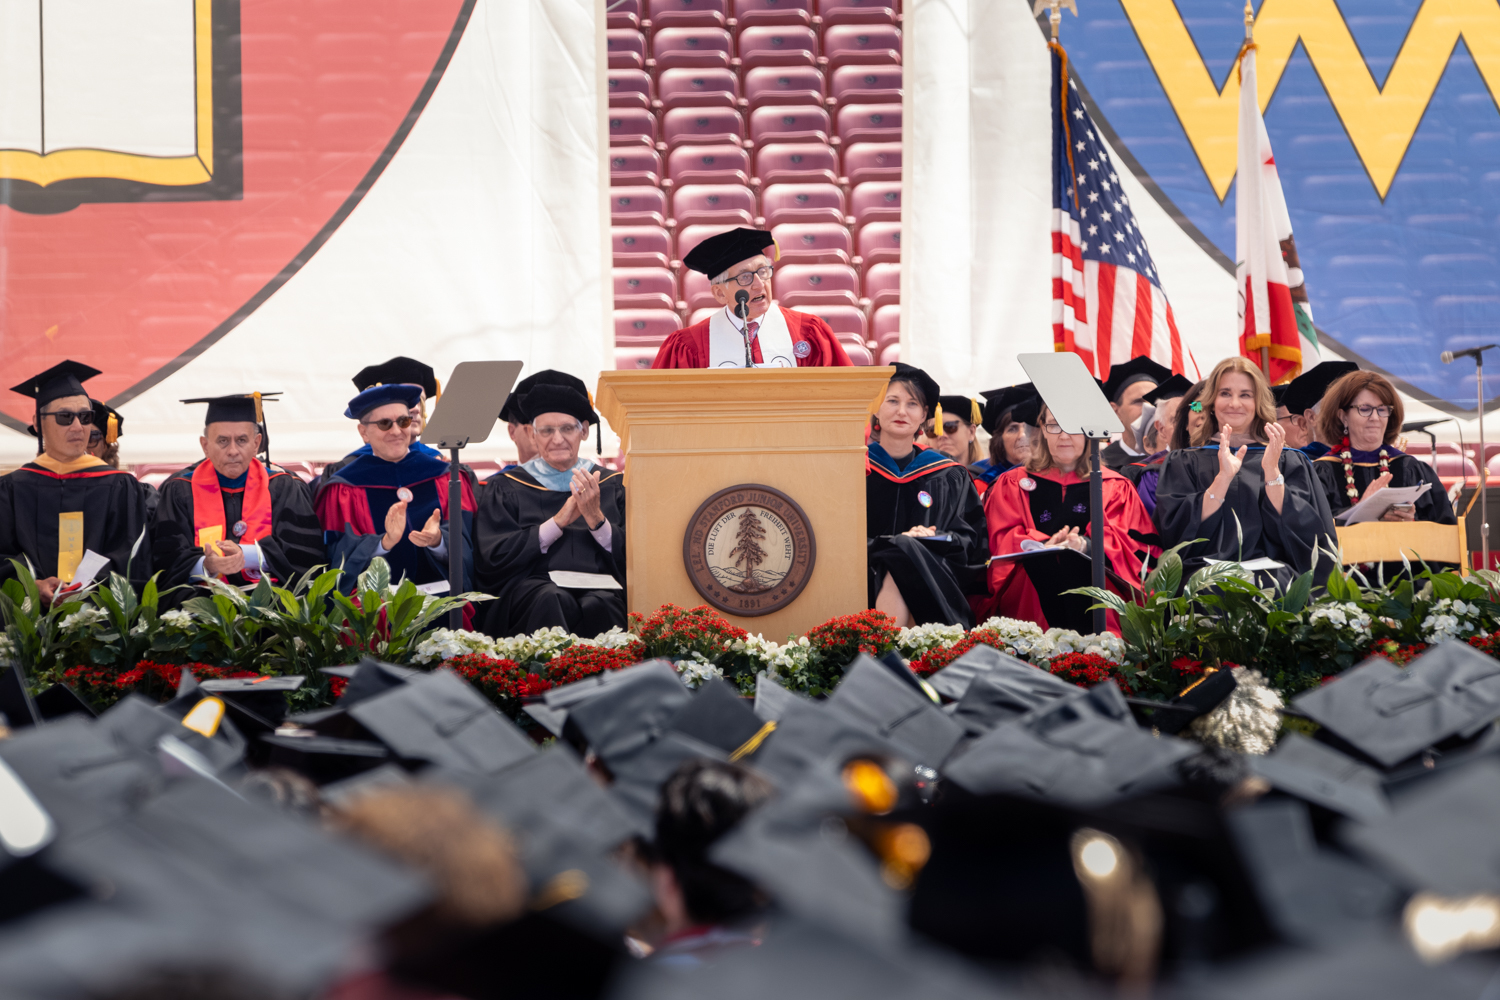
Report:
651,227,854,369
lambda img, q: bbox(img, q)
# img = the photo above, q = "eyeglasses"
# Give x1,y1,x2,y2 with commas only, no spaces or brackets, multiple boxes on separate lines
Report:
716,265,773,287
88,429,103,445
362,415,414,431
923,421,961,436
1042,422,1065,435
40,409,95,426
1189,401,1203,413
533,422,585,439
1347,404,1393,419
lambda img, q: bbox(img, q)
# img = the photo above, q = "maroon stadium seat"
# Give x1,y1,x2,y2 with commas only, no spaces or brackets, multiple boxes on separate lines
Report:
850,180,900,225
671,183,759,227
648,0,729,28
657,68,740,110
680,269,720,311
652,27,734,70
616,346,660,370
612,226,673,268
749,105,831,145
774,263,861,309
771,222,853,265
615,290,678,313
608,108,659,148
876,341,899,365
607,0,644,29
761,182,848,227
837,103,901,144
743,66,826,109
733,0,814,29
842,141,900,184
828,65,902,108
872,302,900,351
737,26,819,69
610,186,669,227
610,148,664,187
816,0,898,27
858,221,900,265
843,341,876,365
607,69,655,110
607,29,646,70
615,308,683,345
666,143,752,186
863,261,900,312
801,304,869,344
823,24,901,69
661,106,747,148
614,267,679,311
755,142,839,185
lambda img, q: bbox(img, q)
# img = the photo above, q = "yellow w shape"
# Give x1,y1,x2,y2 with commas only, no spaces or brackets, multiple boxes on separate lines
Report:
1122,0,1500,200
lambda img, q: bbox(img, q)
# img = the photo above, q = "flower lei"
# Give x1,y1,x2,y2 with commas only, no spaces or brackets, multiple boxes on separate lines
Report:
1339,436,1388,500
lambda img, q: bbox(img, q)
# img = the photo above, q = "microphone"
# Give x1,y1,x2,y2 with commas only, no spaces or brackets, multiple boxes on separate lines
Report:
1441,344,1498,363
734,289,750,320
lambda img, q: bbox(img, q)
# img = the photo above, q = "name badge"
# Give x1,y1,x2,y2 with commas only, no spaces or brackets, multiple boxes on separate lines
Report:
917,490,933,508
396,487,414,503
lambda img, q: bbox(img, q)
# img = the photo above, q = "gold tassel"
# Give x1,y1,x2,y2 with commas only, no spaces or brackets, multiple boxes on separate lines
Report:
933,401,945,435
433,377,442,402
970,398,983,427
105,413,118,446
252,391,264,426
729,720,777,761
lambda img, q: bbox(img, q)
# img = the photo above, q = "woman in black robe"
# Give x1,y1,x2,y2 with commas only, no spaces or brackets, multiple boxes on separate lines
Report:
1155,357,1338,589
867,364,986,627
473,385,626,638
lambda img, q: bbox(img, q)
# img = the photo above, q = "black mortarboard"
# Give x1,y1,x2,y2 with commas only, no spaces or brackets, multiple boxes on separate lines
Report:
328,659,420,708
0,661,41,728
262,734,393,785
525,659,683,739
518,384,598,427
1282,360,1359,415
826,655,964,767
1127,667,1237,735
942,683,1197,806
0,714,157,840
88,399,124,445
352,356,439,398
949,657,1079,736
978,383,1042,434
669,677,771,756
561,663,691,762
754,672,810,722
888,362,940,417
681,226,777,277
199,675,304,740
1250,731,1390,822
1102,356,1171,403
499,369,590,423
348,668,535,773
927,641,1068,703
181,392,280,428
98,690,248,779
1291,642,1500,769
9,360,100,407
1271,382,1291,407
749,698,909,790
935,394,983,429
1140,372,1193,405
607,730,732,828
32,683,96,722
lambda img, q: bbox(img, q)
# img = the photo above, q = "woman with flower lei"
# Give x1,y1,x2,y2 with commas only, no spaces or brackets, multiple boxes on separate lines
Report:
1156,356,1338,589
1309,370,1453,555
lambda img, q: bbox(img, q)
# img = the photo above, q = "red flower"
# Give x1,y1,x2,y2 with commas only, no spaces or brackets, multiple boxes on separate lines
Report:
1047,652,1130,691
909,628,1007,678
1170,657,1205,678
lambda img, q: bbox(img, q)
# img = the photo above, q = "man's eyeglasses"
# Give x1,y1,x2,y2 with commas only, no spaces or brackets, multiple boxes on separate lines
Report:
40,409,95,426
716,265,773,287
362,416,414,431
923,421,961,436
533,422,585,440
1347,403,1393,419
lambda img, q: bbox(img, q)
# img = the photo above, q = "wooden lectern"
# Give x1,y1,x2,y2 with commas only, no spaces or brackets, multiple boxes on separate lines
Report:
596,367,893,639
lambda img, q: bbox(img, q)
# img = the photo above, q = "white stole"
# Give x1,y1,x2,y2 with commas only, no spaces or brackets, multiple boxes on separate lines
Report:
708,303,796,368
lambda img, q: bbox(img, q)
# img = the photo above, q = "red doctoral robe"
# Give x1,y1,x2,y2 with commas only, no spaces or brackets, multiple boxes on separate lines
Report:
979,465,1156,632
650,305,854,368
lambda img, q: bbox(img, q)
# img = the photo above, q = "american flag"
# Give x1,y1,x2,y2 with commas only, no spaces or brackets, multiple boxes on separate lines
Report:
1051,45,1183,378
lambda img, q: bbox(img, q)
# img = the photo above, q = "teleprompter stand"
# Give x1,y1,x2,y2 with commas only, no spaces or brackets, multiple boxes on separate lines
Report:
1018,352,1125,635
421,360,524,628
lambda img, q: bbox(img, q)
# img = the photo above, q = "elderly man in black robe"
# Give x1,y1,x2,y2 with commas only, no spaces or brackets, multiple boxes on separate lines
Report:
474,383,626,638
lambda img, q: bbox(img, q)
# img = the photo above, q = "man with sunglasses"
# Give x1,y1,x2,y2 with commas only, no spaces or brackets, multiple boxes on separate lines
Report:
0,361,152,604
315,383,478,596
651,227,853,369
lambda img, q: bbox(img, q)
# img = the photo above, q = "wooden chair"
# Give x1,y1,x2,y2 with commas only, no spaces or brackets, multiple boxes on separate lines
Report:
1335,515,1469,574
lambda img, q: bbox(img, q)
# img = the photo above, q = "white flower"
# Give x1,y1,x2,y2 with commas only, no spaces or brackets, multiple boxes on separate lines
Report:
160,609,195,629
576,626,641,650
412,627,500,663
675,652,723,689
0,633,16,660
895,622,965,658
129,621,149,636
59,607,108,632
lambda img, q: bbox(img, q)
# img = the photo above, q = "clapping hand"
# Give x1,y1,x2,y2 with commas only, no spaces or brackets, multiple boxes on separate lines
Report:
408,508,443,548
572,468,604,529
383,499,410,550
1047,526,1087,552
203,540,245,577
1362,471,1393,499
1218,424,1247,478
1261,419,1286,480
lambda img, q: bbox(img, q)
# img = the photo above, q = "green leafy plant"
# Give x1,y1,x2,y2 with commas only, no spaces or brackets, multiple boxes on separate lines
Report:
328,558,490,663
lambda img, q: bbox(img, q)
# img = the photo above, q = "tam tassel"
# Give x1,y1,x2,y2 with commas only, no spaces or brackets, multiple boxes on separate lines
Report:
433,377,442,402
106,413,118,446
970,398,983,426
933,402,945,435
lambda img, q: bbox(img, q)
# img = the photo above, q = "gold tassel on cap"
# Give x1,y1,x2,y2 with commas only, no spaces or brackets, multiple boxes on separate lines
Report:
970,398,983,426
252,392,264,426
933,401,945,435
105,413,118,446
433,377,442,402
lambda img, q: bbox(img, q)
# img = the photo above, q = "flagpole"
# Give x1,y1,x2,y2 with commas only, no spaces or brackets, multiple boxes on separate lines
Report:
1245,2,1270,380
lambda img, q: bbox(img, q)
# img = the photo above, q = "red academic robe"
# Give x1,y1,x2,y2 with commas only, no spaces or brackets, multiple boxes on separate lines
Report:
978,466,1156,633
651,306,854,368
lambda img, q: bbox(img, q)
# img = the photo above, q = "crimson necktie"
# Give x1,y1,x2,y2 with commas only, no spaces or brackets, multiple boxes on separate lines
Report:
746,320,763,365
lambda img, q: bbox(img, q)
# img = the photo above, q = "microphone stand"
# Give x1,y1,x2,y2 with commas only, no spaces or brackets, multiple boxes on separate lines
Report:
735,290,753,368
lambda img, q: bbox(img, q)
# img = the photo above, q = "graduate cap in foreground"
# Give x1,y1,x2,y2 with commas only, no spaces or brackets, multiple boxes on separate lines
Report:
979,383,1042,433
888,362,941,416
1281,360,1359,416
9,360,101,406
1140,373,1193,406
826,655,964,767
499,368,590,423
1102,356,1172,403
353,356,439,398
348,668,536,774
681,225,777,278
344,382,424,420
181,392,281,427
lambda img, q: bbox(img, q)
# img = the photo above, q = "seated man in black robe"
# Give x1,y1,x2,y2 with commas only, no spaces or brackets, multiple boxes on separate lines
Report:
151,393,325,599
475,384,626,638
497,369,591,472
0,361,152,603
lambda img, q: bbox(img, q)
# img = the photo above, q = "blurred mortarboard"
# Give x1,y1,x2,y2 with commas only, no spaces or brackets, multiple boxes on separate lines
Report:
349,668,535,773
825,655,964,767
1249,732,1390,822
935,394,984,430
927,640,1069,703
9,360,100,406
180,392,280,427
1102,356,1171,404
97,690,248,779
0,661,41,728
89,399,125,445
1291,642,1500,769
0,714,158,840
942,683,1197,807
518,384,598,427
328,659,420,707
949,658,1079,737
1140,372,1193,405
526,658,683,739
750,698,910,789
32,682,96,723
1282,360,1359,415
262,735,392,785
754,672,811,722
561,663,691,762
669,677,771,757
199,675,303,740
498,369,590,423
344,383,423,420
606,730,731,829
979,383,1041,434
1271,382,1291,408
681,226,777,277
352,356,439,398
0,750,56,868
1126,667,1237,735
889,362,940,417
